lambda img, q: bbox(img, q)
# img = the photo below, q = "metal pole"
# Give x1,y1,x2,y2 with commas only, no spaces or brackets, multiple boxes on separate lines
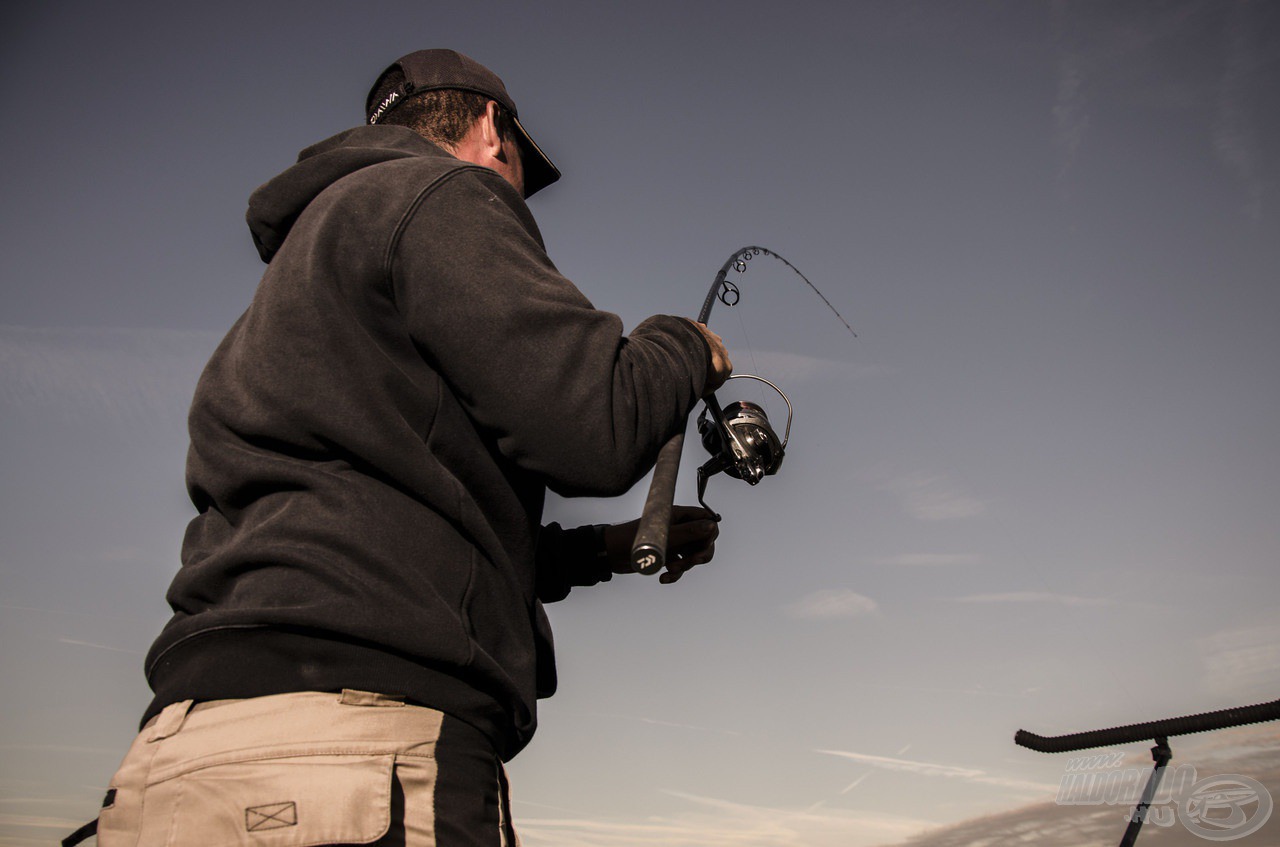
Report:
1118,737,1172,847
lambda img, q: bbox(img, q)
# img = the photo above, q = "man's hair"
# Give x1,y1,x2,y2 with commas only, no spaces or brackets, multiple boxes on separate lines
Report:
368,67,514,148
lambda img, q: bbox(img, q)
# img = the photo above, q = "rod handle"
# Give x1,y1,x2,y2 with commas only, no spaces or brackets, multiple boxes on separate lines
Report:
631,432,685,575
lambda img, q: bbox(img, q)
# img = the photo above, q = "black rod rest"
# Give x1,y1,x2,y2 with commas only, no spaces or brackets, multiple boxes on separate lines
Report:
1015,698,1280,847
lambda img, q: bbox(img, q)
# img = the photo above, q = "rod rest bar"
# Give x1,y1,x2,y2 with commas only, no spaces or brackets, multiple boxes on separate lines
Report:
1015,698,1280,753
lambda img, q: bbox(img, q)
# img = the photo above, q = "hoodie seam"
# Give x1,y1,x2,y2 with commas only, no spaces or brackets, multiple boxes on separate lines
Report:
380,165,497,311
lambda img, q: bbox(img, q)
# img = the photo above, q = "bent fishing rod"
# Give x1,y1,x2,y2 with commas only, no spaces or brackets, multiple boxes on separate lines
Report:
630,247,855,574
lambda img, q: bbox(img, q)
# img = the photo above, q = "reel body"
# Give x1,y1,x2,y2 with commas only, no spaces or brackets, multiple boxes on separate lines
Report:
694,374,792,515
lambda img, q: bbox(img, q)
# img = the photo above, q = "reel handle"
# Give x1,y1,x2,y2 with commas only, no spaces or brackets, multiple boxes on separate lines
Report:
630,431,685,574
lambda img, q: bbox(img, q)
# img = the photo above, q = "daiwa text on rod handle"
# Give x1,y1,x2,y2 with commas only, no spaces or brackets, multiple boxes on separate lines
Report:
629,247,854,574
631,433,684,575
1014,697,1280,753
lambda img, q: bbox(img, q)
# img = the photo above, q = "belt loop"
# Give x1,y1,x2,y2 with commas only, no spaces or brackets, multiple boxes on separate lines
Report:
147,699,194,742
339,689,406,707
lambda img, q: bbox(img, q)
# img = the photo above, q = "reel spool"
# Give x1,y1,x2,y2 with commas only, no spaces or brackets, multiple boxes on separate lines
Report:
695,374,792,515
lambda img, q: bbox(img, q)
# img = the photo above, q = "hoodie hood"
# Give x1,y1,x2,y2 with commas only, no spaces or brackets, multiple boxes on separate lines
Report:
247,125,451,263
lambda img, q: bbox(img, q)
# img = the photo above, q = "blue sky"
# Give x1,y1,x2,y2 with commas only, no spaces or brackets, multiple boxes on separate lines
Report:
2,1,1278,845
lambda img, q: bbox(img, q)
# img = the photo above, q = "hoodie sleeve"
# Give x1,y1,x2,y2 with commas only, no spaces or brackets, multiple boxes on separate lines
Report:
387,166,710,497
534,523,612,603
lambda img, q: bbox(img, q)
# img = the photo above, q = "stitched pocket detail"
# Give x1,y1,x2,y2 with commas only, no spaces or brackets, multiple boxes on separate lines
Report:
167,754,394,846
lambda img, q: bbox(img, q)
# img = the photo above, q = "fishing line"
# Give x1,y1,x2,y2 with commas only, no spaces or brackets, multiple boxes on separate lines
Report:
699,246,856,336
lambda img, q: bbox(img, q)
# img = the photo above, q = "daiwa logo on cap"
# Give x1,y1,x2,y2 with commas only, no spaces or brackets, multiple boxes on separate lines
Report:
368,90,401,125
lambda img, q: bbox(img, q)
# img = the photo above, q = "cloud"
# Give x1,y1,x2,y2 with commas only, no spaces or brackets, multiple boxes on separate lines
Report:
891,724,1280,847
1048,2,1158,194
950,592,1112,608
57,638,144,655
0,813,87,831
515,797,927,847
0,745,119,756
590,712,744,737
1050,41,1091,193
1047,1,1259,207
817,749,983,780
510,783,932,847
882,473,985,521
1198,623,1280,701
852,681,1028,700
1212,0,1265,224
0,325,218,430
816,749,1056,795
0,602,155,623
877,554,982,567
784,589,879,620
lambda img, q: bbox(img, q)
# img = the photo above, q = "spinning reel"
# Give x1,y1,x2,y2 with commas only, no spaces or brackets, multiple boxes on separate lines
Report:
630,245,854,574
694,374,792,516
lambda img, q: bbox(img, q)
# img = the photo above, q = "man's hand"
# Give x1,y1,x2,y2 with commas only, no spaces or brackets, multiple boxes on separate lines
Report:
603,505,720,584
689,321,732,393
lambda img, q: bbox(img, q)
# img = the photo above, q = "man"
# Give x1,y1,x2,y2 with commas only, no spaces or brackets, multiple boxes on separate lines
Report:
76,49,730,847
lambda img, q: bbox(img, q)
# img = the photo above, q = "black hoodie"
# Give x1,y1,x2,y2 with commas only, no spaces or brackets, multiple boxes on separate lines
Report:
143,125,710,759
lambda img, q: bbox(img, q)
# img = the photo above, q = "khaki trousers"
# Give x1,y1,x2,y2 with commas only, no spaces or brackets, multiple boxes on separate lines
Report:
95,690,518,846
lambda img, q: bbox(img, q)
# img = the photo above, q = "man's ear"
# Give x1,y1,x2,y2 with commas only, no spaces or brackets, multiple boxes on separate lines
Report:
480,100,508,161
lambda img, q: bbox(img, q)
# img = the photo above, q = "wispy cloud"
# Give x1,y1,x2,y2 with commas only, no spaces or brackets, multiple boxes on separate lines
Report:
891,799,1117,847
894,724,1280,847
1050,0,1091,196
515,802,925,847
1198,622,1280,701
851,681,1029,700
57,637,145,655
1213,0,1264,224
588,712,744,737
0,602,156,623
0,325,218,430
816,748,1057,795
817,748,982,780
0,813,86,831
1047,1,1252,207
877,554,982,567
882,473,985,522
0,745,119,756
784,588,879,620
950,592,1112,607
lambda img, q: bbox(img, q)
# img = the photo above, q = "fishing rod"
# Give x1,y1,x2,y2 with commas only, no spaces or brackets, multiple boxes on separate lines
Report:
630,246,854,575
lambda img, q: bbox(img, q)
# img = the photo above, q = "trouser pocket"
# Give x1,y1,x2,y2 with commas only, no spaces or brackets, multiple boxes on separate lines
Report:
102,753,396,846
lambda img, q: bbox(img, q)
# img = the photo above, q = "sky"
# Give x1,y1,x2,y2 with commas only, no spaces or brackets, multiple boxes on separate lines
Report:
2,1,1278,845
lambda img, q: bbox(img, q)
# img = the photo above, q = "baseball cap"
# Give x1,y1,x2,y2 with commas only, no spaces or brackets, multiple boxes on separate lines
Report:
365,49,561,197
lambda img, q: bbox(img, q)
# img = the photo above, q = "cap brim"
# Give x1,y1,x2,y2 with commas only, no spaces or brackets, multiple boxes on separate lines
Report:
511,115,559,197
